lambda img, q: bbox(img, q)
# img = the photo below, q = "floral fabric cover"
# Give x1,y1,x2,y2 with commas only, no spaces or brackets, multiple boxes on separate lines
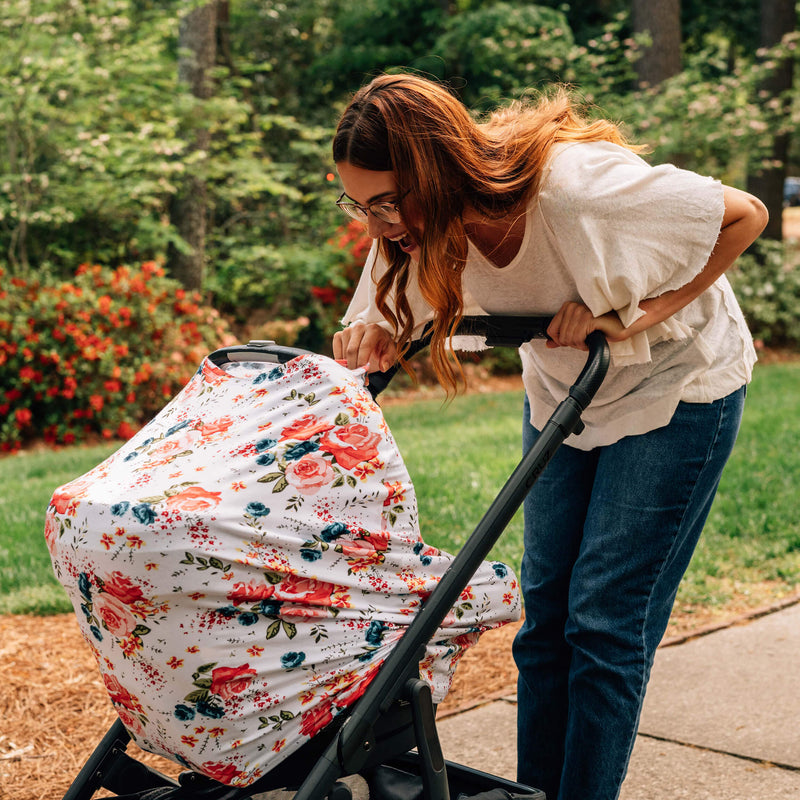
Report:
46,353,520,787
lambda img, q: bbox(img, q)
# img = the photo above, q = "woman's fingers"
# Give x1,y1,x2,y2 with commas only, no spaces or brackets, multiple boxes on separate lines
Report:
333,323,397,372
546,303,625,350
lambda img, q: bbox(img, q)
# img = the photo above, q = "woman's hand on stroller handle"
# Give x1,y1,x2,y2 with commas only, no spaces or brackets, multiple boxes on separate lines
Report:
545,303,625,352
333,322,398,376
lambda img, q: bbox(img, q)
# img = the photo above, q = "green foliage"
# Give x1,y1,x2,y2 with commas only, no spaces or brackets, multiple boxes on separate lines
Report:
435,2,575,108
728,240,800,348
0,0,188,273
311,0,450,98
208,219,372,351
0,262,233,451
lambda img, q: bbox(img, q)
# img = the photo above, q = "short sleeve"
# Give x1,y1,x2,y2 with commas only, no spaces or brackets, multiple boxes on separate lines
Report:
538,142,725,364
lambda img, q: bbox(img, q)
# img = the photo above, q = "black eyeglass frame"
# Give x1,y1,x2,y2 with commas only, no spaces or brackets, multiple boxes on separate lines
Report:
335,190,410,224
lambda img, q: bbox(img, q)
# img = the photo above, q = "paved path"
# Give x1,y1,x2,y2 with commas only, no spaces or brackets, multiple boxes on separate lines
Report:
436,601,800,798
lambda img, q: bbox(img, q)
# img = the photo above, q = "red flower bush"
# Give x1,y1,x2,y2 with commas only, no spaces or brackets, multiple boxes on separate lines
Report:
0,262,234,452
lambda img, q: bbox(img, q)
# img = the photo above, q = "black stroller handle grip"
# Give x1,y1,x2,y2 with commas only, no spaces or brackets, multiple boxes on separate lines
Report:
365,314,554,398
291,330,610,800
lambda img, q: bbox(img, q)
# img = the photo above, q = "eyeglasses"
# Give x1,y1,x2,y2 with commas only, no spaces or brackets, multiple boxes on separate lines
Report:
335,191,407,225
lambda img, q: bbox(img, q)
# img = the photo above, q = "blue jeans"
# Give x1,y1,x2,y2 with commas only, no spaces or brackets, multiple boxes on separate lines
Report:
513,387,746,800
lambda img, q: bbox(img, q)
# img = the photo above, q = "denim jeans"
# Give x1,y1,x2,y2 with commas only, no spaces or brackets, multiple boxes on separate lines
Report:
513,387,746,800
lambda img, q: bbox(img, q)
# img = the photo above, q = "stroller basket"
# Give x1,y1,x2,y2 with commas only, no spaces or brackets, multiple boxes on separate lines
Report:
59,316,609,800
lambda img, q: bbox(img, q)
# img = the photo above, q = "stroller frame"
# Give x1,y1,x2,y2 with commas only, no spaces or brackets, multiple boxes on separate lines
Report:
61,316,609,800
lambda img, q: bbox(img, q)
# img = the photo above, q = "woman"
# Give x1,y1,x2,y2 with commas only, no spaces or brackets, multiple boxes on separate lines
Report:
332,72,767,800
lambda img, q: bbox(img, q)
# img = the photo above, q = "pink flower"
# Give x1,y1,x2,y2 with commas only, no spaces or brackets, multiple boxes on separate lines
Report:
165,486,222,512
319,424,381,470
279,413,334,441
284,453,334,495
210,664,257,701
273,574,335,605
198,416,234,438
116,707,144,737
95,593,137,637
299,699,334,738
227,581,275,606
103,673,135,707
103,571,145,605
44,513,59,551
200,760,246,785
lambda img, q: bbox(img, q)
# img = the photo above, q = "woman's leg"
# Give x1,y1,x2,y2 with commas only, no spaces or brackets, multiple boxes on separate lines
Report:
513,395,600,798
515,388,745,800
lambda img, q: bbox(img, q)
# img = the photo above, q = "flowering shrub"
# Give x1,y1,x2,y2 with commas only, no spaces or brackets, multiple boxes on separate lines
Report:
728,240,800,348
310,220,373,340
0,261,234,452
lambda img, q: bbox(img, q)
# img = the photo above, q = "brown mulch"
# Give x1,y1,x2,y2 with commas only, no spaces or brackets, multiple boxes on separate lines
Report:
4,583,800,800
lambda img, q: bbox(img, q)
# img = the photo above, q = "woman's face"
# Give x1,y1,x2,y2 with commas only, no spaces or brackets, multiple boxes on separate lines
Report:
336,162,420,261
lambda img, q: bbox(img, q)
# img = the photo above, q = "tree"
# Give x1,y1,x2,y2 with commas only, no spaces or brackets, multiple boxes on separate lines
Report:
632,0,682,87
746,0,797,241
170,0,220,290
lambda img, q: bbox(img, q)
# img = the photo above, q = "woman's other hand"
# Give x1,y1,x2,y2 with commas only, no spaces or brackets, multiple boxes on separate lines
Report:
333,322,398,373
546,302,625,351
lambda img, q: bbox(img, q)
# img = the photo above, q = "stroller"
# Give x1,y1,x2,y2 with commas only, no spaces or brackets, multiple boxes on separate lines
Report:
57,315,609,800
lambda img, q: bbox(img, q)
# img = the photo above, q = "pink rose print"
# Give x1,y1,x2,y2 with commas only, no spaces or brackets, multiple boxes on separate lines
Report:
198,416,234,438
284,453,335,495
279,413,334,442
44,514,59,551
201,760,246,785
273,574,335,605
103,571,145,605
49,478,90,515
299,699,334,738
103,673,136,707
165,485,222,512
333,662,382,709
95,593,137,637
227,580,276,606
116,707,144,736
281,605,330,621
319,424,381,470
210,664,257,701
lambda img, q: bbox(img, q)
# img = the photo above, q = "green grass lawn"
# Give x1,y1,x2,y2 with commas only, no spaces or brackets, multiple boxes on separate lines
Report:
2,362,799,616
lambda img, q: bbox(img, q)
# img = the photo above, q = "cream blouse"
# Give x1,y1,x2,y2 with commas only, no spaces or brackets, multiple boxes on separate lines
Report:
343,141,756,450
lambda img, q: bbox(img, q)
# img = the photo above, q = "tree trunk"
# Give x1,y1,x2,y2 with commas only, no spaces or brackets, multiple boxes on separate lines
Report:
746,0,796,241
171,1,219,291
632,0,682,87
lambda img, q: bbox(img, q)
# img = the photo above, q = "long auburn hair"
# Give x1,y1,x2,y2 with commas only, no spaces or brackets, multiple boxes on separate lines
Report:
333,72,637,392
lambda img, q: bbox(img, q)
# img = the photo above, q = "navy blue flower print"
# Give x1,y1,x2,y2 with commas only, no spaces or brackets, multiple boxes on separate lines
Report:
320,522,349,543
245,502,270,517
174,704,196,721
492,563,508,579
111,501,130,517
280,651,306,669
365,620,388,646
132,503,157,525
284,441,319,461
196,700,225,719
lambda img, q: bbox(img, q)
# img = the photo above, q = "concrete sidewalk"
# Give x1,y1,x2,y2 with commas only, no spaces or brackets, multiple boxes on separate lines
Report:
435,601,800,799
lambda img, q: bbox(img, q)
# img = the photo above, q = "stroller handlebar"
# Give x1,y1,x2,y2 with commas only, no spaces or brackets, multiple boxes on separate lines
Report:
207,315,610,403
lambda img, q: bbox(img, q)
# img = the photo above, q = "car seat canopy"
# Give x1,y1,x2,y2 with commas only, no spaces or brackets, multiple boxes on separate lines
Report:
46,353,520,788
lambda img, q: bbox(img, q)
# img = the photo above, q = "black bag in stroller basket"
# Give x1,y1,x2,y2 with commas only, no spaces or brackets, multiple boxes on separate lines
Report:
49,316,609,800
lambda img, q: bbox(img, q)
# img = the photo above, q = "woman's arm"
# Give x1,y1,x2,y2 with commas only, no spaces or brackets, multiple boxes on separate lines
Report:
547,185,769,350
